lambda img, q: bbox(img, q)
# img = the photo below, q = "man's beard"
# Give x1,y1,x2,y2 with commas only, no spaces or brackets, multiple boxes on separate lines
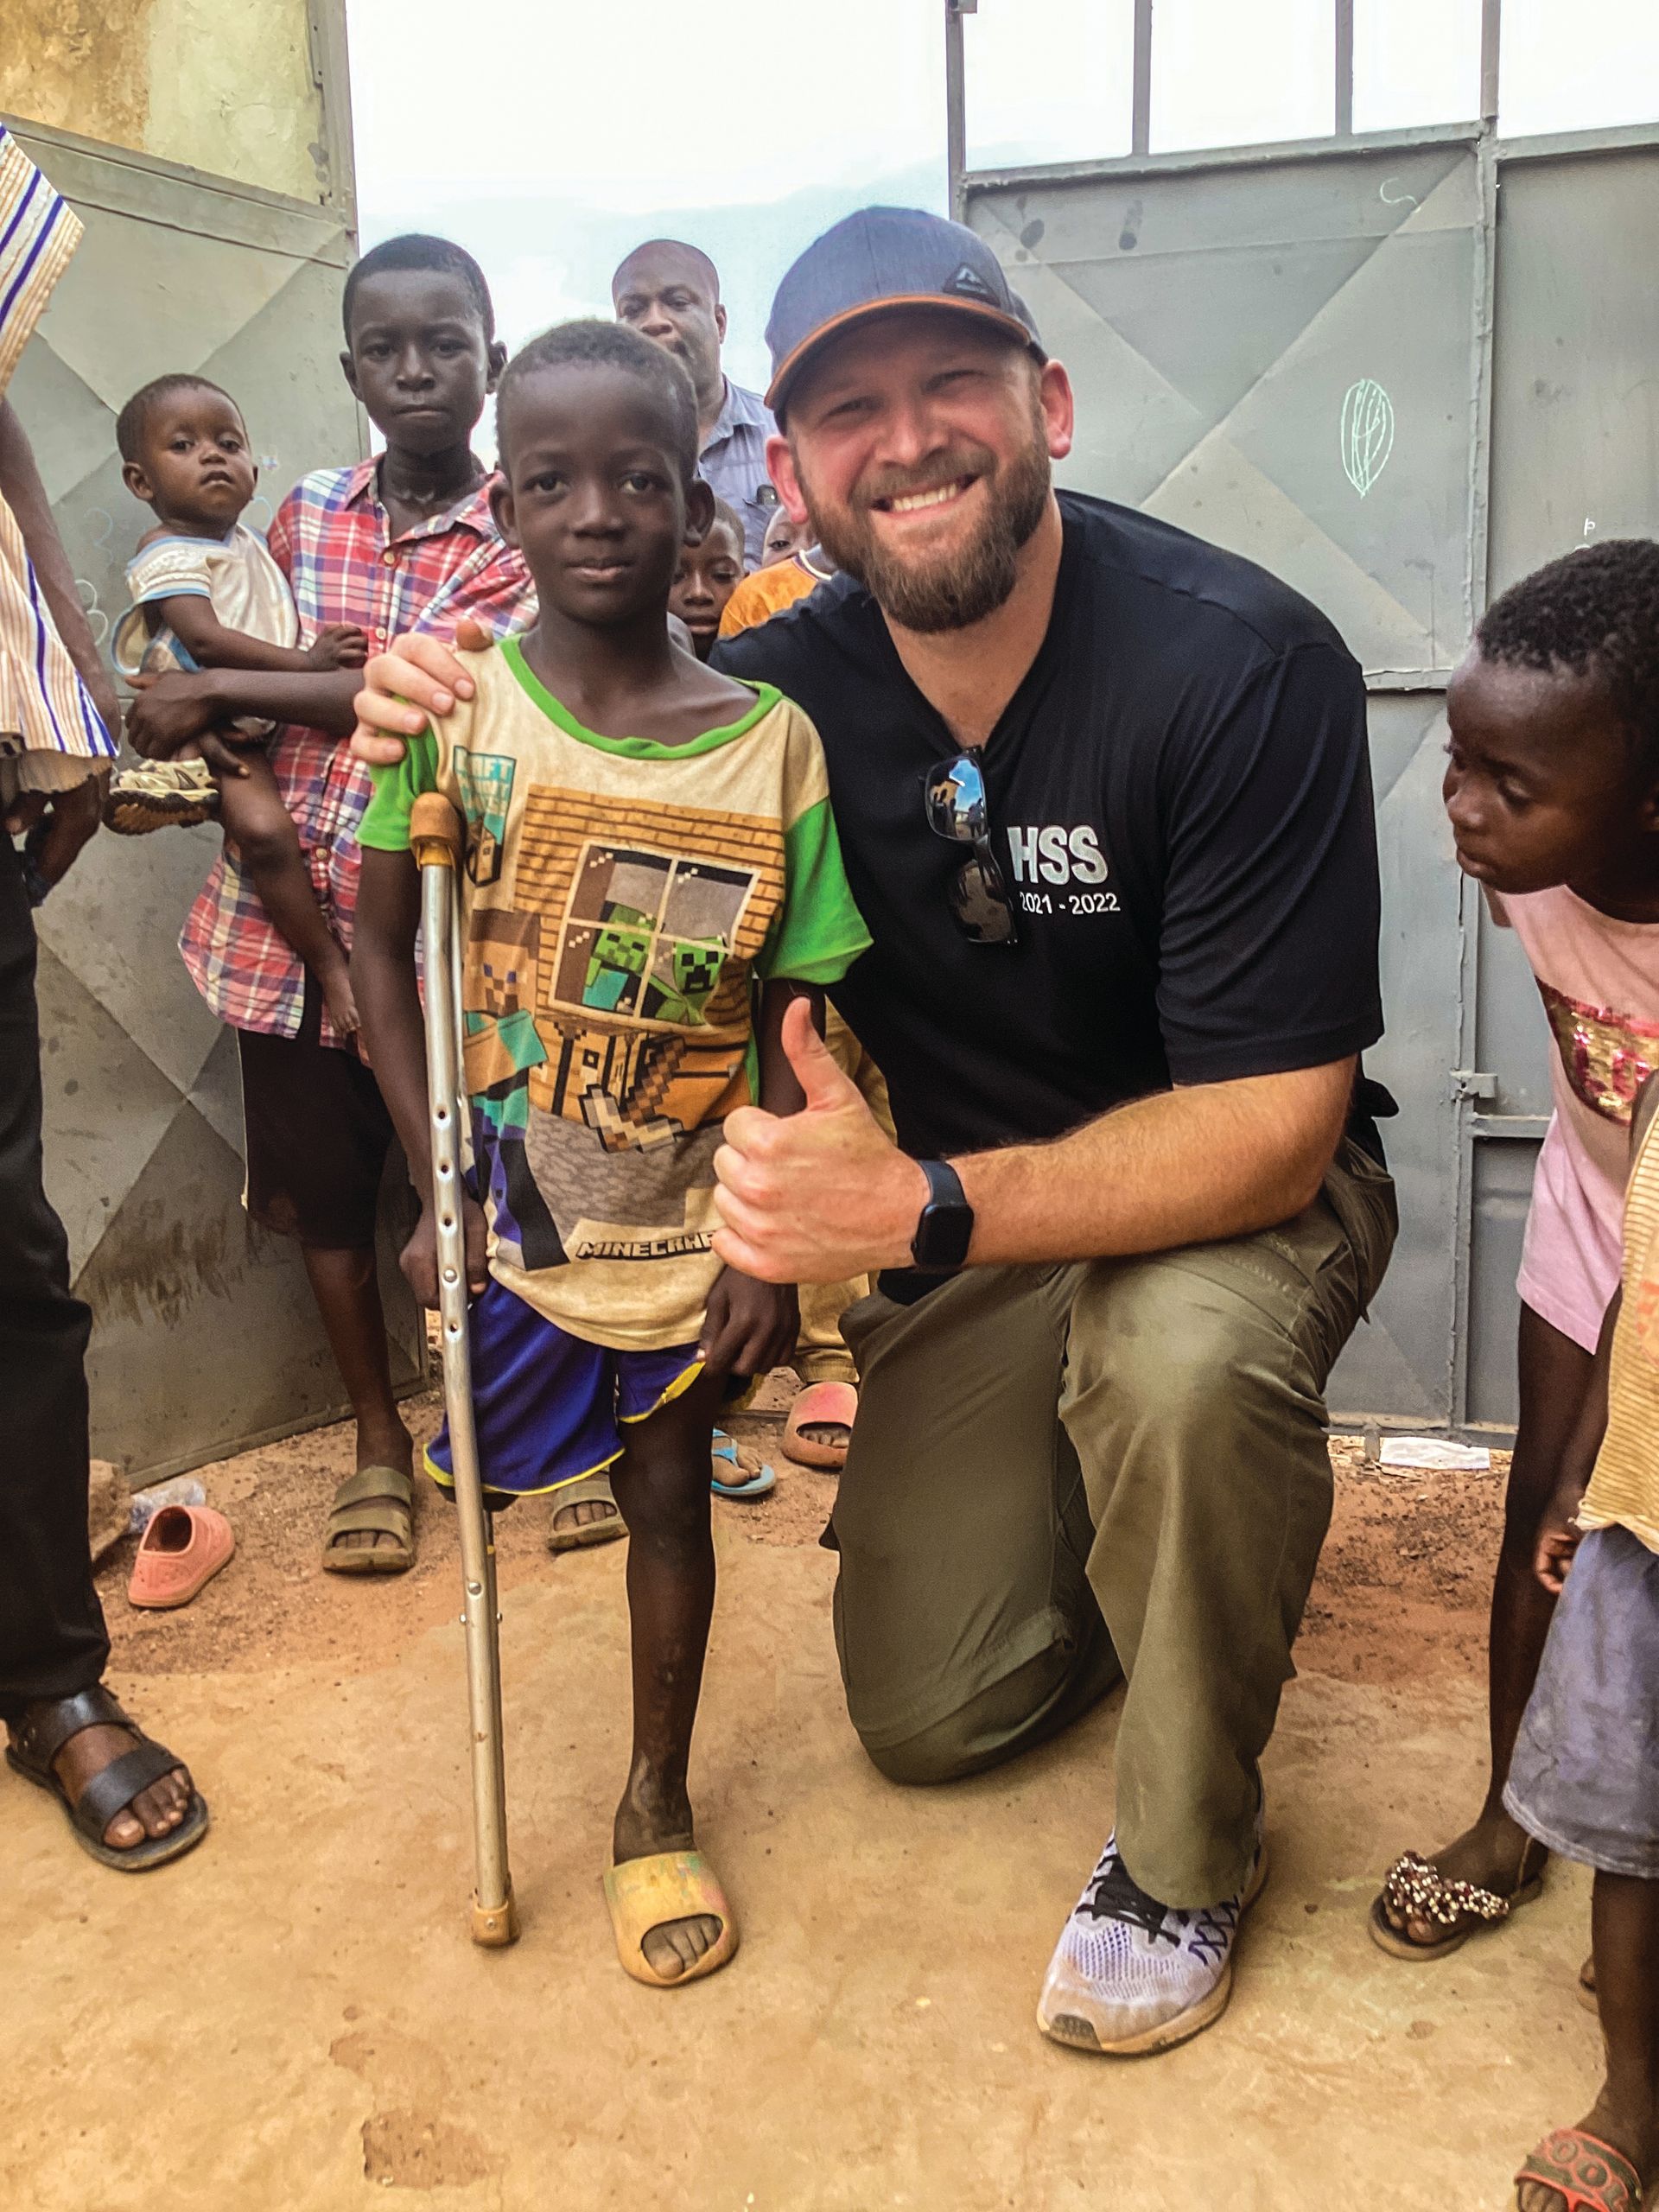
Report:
799,418,1052,633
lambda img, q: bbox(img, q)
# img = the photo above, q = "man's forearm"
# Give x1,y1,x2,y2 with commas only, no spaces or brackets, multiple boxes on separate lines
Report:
951,1061,1357,1268
0,399,113,715
199,664,359,735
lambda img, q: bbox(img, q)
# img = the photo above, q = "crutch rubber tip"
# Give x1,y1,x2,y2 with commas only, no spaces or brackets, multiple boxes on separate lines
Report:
471,1885,519,1948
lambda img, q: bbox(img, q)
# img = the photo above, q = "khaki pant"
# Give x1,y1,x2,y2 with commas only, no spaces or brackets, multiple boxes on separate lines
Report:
793,1008,895,1389
830,1137,1397,1907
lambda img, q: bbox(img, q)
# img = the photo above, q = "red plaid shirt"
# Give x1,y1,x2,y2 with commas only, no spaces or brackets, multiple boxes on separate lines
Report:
180,460,533,1043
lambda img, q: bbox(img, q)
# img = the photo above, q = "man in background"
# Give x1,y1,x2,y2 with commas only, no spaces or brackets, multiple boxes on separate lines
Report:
613,239,777,567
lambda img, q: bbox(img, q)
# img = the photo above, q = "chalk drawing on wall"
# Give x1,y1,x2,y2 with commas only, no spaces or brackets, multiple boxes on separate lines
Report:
1341,378,1395,498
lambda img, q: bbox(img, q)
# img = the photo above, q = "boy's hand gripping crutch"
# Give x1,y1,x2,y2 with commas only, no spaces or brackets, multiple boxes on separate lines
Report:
409,791,518,1948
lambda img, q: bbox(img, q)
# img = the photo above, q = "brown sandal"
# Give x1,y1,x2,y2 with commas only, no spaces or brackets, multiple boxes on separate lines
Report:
1369,1839,1547,1960
6,1686,209,1871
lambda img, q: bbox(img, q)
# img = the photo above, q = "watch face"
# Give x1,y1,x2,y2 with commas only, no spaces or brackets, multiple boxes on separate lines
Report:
911,1160,974,1271
912,1201,973,1271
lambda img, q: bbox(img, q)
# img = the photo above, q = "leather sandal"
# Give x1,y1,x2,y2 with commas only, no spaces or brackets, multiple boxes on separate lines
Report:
6,1685,209,1872
322,1465,415,1575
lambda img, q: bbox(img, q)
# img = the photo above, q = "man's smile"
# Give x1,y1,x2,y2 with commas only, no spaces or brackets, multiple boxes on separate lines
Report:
873,475,978,517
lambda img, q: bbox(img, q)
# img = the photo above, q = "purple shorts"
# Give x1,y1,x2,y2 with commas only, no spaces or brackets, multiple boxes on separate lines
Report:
424,1275,700,1498
1503,1524,1659,1878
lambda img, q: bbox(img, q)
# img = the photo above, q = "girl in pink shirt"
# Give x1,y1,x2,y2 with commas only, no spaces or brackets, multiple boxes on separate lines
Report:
1371,537,1659,1963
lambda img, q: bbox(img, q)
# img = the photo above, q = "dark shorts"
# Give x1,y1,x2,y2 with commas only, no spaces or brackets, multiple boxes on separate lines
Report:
237,983,396,1249
1504,1523,1659,1878
423,1274,701,1497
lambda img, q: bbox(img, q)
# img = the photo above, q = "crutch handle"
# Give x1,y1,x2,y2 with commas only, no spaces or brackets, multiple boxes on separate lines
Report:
410,791,466,872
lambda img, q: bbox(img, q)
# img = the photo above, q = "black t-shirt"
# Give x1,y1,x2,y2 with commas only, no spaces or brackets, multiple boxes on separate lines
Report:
713,490,1382,1160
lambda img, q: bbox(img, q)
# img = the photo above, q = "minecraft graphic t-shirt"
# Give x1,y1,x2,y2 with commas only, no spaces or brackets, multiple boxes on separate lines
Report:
359,636,869,1351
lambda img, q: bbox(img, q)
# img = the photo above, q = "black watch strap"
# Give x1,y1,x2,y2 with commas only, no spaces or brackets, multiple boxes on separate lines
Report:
909,1158,975,1272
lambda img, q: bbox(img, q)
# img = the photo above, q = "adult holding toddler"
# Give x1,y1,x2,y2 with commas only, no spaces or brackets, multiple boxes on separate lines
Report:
350,207,1397,2056
126,234,537,1573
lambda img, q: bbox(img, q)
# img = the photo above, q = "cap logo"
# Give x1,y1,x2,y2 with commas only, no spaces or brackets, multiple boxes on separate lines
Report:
944,261,997,305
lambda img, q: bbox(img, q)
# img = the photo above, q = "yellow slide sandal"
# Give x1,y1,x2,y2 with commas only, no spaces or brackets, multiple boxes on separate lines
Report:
602,1850,739,1989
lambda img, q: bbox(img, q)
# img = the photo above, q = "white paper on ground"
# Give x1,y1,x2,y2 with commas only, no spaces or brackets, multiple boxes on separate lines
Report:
1378,1437,1492,1471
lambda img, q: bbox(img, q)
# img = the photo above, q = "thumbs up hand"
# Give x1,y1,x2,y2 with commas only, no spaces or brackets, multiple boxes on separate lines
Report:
712,997,930,1285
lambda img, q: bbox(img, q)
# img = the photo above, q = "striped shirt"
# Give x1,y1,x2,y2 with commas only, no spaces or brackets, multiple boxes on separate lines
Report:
179,459,533,1043
0,126,118,780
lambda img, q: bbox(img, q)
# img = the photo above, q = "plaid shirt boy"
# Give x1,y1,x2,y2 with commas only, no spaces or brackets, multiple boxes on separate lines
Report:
180,460,533,1045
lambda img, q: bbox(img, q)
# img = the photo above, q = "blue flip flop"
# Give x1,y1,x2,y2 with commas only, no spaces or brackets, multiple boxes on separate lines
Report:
711,1431,776,1499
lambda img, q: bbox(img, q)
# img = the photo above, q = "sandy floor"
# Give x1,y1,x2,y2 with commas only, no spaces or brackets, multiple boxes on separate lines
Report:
3,1386,1605,2211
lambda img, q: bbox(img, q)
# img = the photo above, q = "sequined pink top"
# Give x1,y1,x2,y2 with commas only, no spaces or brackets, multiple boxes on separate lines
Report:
1492,885,1659,1351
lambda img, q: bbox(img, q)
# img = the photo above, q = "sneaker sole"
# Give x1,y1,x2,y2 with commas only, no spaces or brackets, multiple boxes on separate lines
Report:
1036,1842,1270,2058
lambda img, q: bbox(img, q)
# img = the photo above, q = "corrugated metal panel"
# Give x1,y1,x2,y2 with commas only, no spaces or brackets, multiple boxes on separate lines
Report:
965,121,1659,1432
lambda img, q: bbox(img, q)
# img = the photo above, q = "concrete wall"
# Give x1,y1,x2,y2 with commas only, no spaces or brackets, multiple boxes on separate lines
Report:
2,0,330,204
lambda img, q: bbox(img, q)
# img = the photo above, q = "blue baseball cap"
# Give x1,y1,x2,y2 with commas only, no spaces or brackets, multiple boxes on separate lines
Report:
765,207,1046,416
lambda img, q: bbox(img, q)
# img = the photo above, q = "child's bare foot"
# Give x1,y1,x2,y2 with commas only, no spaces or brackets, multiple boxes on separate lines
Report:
317,950,359,1039
1375,1808,1546,1950
613,1770,722,1980
1515,2088,1656,2210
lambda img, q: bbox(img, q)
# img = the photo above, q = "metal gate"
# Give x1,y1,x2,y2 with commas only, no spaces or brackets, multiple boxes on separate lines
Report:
954,23,1659,1432
8,107,424,1481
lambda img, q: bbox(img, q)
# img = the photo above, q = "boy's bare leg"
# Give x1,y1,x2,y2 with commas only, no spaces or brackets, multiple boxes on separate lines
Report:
217,748,359,1038
1384,1306,1592,1943
1517,1872,1659,2210
302,1243,413,1558
607,1366,728,1980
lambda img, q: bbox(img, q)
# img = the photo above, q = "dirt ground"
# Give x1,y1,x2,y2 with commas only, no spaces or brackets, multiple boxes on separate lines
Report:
3,1384,1607,2211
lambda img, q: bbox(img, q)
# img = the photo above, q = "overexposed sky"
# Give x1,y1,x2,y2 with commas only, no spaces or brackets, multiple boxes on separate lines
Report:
346,0,1659,389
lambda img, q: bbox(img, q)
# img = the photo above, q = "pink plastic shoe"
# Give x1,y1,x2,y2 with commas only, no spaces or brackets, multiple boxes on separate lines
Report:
127,1504,235,1610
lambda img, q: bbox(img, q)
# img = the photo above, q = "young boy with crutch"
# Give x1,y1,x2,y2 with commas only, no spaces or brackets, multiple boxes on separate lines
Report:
352,320,868,1983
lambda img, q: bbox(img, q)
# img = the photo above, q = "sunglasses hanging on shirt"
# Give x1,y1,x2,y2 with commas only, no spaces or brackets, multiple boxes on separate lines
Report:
925,747,1019,946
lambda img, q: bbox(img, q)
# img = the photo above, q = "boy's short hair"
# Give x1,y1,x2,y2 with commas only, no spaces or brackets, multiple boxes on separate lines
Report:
1478,538,1659,774
708,499,746,553
115,374,239,465
342,233,495,343
495,320,699,482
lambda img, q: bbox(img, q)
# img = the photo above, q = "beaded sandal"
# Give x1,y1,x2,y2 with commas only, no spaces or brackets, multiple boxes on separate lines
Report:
1368,1840,1546,1961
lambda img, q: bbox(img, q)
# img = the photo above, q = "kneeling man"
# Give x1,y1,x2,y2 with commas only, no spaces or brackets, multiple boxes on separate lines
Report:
350,207,1397,2056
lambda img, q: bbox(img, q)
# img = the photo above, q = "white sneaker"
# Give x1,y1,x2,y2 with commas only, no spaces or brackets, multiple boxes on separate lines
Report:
1036,1826,1268,2056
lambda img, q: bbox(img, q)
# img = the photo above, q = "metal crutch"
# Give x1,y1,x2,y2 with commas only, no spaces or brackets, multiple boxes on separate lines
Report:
409,791,518,1948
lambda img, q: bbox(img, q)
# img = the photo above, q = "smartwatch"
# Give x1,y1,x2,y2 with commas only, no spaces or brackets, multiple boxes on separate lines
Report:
909,1159,975,1272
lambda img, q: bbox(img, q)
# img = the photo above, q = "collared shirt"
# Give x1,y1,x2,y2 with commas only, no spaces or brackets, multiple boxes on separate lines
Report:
697,379,777,569
0,126,118,788
179,459,533,1044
